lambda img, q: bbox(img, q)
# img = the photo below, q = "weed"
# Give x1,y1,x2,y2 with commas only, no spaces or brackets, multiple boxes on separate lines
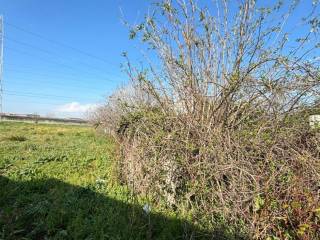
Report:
35,154,68,164
6,135,27,142
0,122,210,239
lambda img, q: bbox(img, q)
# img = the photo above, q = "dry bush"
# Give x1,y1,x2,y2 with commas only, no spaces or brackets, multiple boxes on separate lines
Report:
98,0,320,239
118,110,320,239
89,84,153,136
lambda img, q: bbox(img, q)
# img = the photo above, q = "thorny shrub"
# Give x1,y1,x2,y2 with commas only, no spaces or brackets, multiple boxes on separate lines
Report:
92,0,320,239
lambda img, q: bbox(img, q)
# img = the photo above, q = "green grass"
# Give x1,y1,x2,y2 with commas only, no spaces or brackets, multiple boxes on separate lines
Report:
0,122,214,240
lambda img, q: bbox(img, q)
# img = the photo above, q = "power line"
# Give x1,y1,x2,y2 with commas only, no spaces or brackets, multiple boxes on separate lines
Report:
5,36,124,78
4,96,70,106
4,90,101,101
4,68,113,88
6,78,110,94
5,68,121,89
2,21,123,114
7,78,113,96
6,46,123,83
5,21,119,67
5,66,106,83
5,67,88,82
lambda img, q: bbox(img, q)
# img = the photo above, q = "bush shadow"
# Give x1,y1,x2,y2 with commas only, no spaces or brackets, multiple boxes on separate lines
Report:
0,176,245,239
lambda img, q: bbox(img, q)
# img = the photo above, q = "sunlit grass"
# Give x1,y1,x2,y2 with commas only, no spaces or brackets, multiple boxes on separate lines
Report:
0,122,208,240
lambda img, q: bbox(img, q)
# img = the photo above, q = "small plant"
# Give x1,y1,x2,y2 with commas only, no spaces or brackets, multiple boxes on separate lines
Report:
6,135,27,142
35,154,68,164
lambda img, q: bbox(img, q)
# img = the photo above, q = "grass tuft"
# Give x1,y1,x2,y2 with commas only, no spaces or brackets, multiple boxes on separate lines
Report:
6,135,27,142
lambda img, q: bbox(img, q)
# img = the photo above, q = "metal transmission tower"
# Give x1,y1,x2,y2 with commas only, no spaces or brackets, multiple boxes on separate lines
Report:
0,16,3,118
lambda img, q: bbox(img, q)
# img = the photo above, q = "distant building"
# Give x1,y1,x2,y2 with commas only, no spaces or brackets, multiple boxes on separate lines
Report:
0,113,88,125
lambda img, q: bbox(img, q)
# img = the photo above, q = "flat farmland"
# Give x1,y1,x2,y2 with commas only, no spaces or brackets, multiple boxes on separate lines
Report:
0,122,200,240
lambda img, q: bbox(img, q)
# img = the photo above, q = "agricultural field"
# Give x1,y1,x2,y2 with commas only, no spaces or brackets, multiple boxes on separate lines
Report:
0,122,205,240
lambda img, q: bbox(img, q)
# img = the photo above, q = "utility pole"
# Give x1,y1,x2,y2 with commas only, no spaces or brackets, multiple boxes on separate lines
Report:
0,15,3,118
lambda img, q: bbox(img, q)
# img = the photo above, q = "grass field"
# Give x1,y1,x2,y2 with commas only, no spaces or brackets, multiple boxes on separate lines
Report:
0,122,214,240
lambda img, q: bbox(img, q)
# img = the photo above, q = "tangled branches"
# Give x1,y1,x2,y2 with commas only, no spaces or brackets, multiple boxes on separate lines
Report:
93,0,320,239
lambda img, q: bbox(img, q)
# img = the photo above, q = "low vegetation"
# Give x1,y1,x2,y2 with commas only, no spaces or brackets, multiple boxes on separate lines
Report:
0,122,212,239
2,1,320,239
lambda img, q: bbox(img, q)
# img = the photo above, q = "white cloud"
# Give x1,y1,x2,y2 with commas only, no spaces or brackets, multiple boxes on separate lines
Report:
56,102,98,113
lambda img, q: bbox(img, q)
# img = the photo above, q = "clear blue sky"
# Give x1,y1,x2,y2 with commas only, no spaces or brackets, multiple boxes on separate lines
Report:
0,0,150,117
0,0,318,118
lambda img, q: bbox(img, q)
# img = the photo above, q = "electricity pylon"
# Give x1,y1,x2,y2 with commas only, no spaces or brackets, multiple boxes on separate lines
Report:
0,15,3,118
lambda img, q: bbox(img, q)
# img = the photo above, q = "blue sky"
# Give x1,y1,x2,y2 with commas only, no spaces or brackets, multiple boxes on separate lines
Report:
0,0,318,118
0,0,150,117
